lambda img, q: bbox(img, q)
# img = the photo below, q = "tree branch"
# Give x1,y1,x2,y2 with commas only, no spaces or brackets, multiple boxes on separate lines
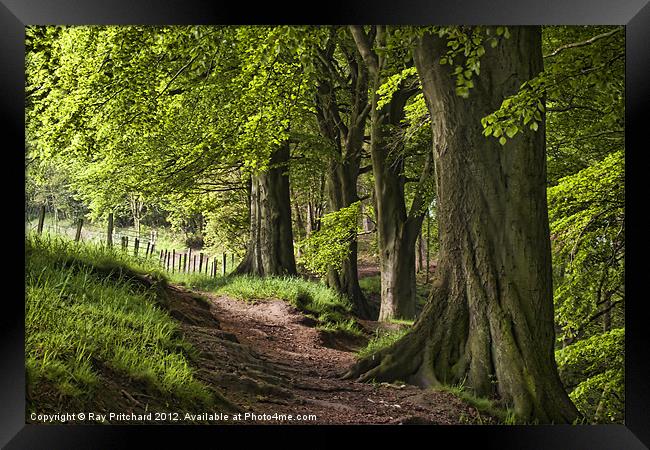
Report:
544,28,623,59
349,26,378,76
358,165,373,175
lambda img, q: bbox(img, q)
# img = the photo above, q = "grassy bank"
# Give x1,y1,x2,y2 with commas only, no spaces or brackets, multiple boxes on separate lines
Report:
25,234,215,415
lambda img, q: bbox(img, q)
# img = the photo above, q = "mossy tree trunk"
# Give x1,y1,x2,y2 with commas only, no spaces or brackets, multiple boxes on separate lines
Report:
345,26,579,424
234,142,297,277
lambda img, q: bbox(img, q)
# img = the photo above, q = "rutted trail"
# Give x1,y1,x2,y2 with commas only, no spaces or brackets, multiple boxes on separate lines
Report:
170,284,484,425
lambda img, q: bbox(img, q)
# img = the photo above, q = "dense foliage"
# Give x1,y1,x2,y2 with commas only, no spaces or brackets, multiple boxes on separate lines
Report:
298,202,361,276
542,26,625,423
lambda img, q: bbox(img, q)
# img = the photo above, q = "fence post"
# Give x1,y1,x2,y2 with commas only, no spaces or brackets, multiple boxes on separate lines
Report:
134,238,140,256
107,213,114,247
74,218,83,242
179,254,183,272
199,253,204,273
231,253,234,267
213,258,217,278
172,250,176,273
37,205,46,234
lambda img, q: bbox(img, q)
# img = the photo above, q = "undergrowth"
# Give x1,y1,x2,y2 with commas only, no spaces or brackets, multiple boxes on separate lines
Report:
179,274,363,337
358,275,381,295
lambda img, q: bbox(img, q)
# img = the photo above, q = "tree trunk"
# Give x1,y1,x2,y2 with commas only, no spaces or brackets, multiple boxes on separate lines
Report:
234,143,297,277
129,193,143,238
314,34,373,319
324,158,371,319
350,25,429,321
416,229,424,273
377,222,419,320
345,27,578,424
602,297,612,332
291,188,306,258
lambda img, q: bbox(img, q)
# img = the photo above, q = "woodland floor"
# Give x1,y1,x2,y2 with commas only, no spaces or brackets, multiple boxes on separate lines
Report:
28,260,483,425
161,269,488,425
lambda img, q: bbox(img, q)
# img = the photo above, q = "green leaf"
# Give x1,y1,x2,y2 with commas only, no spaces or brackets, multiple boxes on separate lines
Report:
499,136,507,145
456,86,469,98
506,125,518,138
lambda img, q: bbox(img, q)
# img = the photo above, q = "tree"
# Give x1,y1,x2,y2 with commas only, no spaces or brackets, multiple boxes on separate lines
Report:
229,27,316,276
541,26,625,422
27,25,304,276
345,26,579,424
234,143,297,276
350,25,433,321
310,27,373,317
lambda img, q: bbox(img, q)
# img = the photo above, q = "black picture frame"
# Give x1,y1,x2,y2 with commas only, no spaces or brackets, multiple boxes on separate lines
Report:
2,0,647,448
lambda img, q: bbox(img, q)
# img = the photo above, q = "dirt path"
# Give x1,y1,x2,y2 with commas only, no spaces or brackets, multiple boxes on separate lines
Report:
169,285,483,425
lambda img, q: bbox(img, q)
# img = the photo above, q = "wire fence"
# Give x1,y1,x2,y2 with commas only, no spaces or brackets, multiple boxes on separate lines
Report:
26,213,238,277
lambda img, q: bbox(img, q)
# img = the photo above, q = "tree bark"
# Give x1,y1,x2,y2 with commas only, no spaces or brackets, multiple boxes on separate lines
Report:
129,193,143,238
351,25,429,321
234,143,297,277
416,229,424,273
345,26,579,424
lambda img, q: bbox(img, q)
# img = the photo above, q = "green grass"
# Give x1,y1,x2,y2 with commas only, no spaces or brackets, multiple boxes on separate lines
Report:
25,233,213,407
359,274,430,306
387,318,414,326
434,382,518,424
356,326,411,359
180,273,363,337
359,275,381,295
